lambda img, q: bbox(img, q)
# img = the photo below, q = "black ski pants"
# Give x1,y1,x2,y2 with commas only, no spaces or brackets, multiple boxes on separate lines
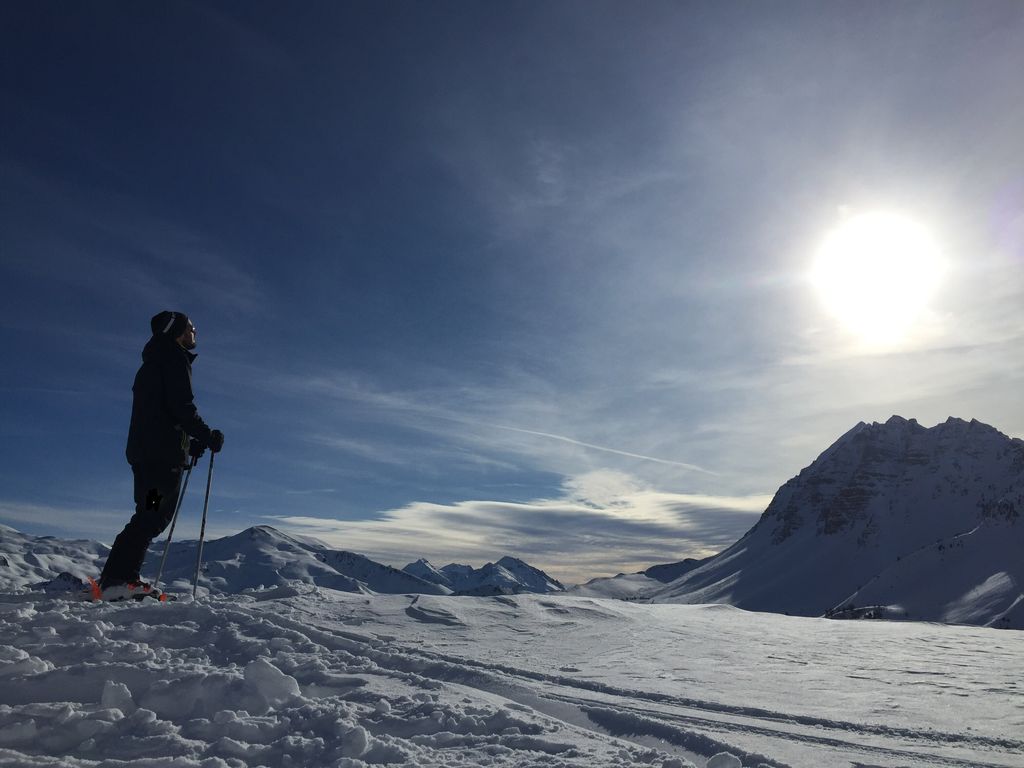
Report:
99,464,183,586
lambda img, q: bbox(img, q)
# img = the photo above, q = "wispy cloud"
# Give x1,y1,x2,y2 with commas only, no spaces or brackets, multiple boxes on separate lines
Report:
273,370,721,481
267,470,770,583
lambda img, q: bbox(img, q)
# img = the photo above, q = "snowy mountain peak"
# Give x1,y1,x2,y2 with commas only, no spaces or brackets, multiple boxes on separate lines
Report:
764,415,1024,544
440,563,476,580
242,524,301,543
650,416,1024,628
398,558,450,586
494,556,565,592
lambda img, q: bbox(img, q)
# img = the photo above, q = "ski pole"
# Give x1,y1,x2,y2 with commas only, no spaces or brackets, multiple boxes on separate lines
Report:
153,456,197,591
192,452,215,599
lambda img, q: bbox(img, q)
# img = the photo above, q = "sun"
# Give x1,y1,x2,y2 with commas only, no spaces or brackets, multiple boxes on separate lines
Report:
811,211,944,345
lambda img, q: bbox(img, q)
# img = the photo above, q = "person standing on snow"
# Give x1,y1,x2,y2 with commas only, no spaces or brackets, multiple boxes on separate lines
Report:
97,311,224,595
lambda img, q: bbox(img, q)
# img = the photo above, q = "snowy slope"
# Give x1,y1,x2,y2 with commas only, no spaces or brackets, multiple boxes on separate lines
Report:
0,525,108,589
402,556,564,595
568,571,664,599
829,511,1024,628
1,587,1021,768
650,417,1024,628
569,558,713,599
644,557,712,583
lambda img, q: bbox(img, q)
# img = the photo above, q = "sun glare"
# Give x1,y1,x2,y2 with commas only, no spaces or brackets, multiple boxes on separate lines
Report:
811,211,944,346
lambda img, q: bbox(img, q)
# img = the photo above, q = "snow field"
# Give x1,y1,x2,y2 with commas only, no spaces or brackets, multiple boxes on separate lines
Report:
0,592,746,768
2,587,1022,768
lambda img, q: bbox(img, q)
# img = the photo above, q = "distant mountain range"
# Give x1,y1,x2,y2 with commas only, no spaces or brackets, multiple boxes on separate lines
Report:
644,416,1023,629
402,556,564,596
0,524,563,598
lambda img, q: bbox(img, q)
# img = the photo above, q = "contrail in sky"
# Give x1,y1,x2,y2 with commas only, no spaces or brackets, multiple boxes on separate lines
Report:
487,424,718,475
315,383,721,475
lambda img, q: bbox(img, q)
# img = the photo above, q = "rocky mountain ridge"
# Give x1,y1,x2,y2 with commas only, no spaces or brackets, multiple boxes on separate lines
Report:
763,416,1022,545
649,416,1024,628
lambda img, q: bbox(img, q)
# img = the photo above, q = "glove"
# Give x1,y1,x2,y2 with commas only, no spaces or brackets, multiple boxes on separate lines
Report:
208,429,225,454
188,438,206,462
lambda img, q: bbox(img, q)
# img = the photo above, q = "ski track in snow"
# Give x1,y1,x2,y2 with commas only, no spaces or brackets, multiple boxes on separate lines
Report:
0,588,1021,768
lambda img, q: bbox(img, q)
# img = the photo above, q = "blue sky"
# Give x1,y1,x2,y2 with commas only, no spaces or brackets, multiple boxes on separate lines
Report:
2,2,1023,582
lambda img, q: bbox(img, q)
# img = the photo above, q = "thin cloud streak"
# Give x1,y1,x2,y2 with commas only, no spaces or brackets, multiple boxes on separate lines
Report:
484,423,718,475
274,372,721,481
307,433,521,474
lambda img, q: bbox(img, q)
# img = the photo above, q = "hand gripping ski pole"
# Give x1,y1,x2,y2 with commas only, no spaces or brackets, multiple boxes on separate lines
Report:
153,457,198,591
192,452,215,599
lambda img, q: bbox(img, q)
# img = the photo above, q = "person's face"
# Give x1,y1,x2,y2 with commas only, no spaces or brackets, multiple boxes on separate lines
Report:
177,321,197,350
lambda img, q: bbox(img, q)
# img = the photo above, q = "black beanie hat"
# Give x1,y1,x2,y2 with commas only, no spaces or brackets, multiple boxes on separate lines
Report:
150,311,191,338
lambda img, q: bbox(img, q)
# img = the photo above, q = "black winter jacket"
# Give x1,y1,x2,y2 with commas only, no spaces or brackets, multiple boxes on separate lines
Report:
125,335,213,468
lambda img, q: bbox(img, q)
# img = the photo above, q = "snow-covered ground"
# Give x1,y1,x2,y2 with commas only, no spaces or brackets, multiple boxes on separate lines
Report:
2,587,1021,768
